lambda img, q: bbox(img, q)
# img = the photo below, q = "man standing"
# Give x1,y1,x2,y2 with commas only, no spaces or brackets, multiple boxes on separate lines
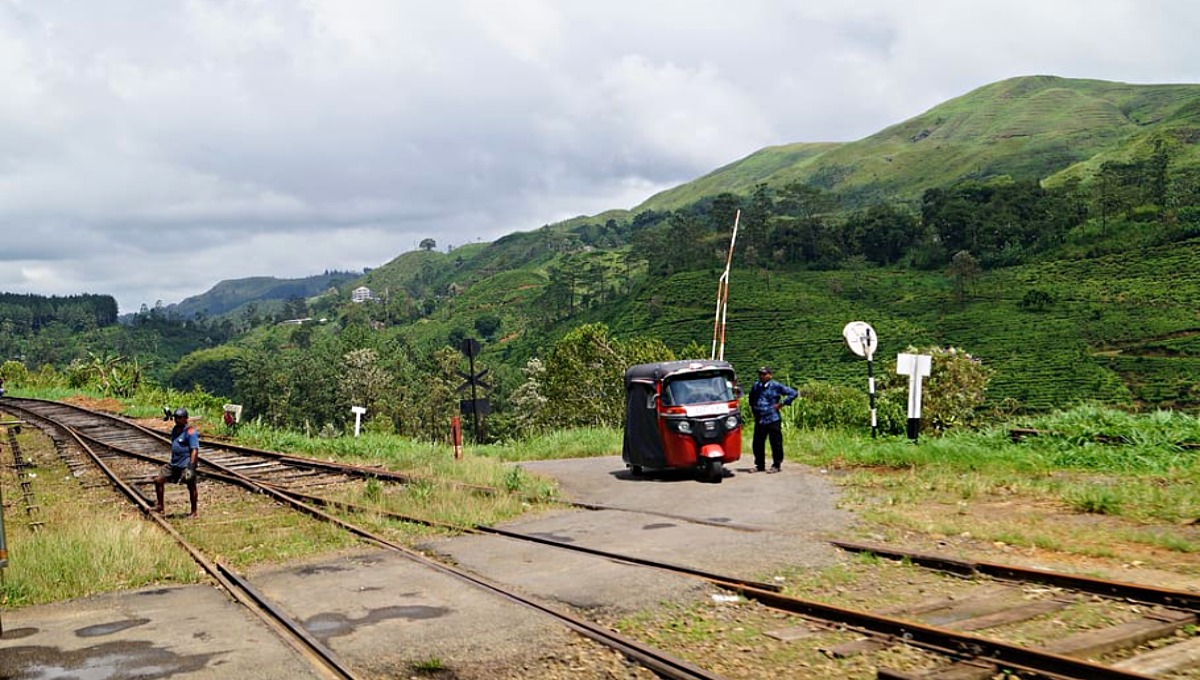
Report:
748,367,798,473
154,407,199,517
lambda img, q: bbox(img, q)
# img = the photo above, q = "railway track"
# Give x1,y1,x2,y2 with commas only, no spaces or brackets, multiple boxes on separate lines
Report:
0,397,725,680
6,396,1200,678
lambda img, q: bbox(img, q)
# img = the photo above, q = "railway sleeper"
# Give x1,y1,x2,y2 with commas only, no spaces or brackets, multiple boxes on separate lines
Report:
825,595,1073,658
878,608,1195,680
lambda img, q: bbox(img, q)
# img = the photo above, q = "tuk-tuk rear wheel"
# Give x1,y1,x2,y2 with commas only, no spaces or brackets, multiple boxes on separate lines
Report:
629,464,643,476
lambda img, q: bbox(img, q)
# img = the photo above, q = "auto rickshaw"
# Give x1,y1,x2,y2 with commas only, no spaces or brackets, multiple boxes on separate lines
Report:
622,359,743,483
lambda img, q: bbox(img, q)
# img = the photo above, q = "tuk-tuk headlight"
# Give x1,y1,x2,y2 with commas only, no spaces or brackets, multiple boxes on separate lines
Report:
724,415,739,430
676,420,693,434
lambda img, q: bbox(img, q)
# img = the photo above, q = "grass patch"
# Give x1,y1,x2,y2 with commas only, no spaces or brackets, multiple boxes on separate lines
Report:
0,426,201,607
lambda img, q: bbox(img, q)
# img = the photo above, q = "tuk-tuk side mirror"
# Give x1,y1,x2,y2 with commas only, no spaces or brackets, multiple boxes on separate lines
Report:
645,391,658,409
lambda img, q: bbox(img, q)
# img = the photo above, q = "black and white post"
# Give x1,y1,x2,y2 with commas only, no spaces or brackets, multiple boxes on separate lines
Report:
896,352,932,441
842,321,879,438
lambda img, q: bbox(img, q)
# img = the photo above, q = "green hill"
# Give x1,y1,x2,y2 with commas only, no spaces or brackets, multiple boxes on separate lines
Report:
164,271,361,320
637,75,1200,211
149,75,1200,417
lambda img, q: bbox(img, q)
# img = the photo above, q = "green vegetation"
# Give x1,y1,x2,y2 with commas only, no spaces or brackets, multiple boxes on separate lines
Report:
0,426,201,606
5,76,1200,439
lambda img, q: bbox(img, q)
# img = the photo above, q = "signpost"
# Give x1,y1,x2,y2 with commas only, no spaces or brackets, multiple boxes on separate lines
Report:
457,338,490,443
350,405,366,437
842,321,879,438
896,353,932,441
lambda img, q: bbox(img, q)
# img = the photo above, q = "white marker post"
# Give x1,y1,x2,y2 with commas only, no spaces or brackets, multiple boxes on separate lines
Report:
895,353,932,441
350,406,367,437
842,321,879,437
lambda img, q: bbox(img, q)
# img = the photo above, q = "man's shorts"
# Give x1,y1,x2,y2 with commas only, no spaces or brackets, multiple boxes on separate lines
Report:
157,464,193,484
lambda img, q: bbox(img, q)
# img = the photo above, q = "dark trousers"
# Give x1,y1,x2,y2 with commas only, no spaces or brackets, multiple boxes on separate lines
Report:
752,420,784,469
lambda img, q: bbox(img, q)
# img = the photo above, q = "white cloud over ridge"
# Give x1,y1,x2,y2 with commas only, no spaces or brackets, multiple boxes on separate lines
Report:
0,0,1199,312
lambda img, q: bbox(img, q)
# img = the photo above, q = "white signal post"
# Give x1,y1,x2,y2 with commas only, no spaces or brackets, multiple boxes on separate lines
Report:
711,209,740,361
351,406,367,437
842,322,879,437
896,353,932,441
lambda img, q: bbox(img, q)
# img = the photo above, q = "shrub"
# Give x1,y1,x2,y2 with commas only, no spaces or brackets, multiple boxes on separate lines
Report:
790,380,903,433
876,346,992,435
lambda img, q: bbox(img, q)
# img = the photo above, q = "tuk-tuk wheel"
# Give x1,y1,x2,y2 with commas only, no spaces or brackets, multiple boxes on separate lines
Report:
703,459,724,483
629,464,643,476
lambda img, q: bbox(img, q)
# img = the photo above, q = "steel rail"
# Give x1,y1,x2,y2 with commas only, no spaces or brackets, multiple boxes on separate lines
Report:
13,401,724,680
832,539,1200,611
56,424,358,680
168,447,726,680
721,582,1157,680
240,483,785,593
4,398,761,532
1,397,490,493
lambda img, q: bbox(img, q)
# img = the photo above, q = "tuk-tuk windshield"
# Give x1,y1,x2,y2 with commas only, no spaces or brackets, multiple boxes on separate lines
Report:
662,373,735,406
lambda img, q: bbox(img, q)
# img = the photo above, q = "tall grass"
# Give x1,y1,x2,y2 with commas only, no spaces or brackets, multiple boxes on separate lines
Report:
789,405,1200,528
3,522,201,606
0,425,201,606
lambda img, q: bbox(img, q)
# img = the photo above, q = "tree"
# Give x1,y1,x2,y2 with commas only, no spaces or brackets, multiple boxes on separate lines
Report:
947,250,981,303
419,238,437,251
339,348,393,417
1019,289,1053,312
534,323,674,429
474,314,502,340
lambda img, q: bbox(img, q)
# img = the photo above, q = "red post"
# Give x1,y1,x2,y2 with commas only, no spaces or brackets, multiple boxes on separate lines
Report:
451,416,463,460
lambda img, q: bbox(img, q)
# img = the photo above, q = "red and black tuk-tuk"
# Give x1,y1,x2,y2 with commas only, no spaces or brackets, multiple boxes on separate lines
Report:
622,359,743,483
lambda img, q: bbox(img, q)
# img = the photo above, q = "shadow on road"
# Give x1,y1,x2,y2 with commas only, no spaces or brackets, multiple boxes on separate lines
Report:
607,466,751,483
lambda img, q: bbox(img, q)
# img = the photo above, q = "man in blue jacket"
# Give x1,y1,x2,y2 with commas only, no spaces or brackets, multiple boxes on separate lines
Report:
154,407,200,517
748,366,798,473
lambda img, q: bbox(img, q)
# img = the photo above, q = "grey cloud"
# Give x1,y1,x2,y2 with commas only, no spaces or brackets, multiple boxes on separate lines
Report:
1,1,1199,312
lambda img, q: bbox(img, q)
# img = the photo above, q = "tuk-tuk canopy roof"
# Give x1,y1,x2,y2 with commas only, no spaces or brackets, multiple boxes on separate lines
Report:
624,359,736,389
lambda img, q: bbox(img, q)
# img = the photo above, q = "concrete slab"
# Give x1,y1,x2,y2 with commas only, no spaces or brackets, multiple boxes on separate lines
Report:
519,455,851,532
422,455,855,617
245,548,575,677
0,584,325,680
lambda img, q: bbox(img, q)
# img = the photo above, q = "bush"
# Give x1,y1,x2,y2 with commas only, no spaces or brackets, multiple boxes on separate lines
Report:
0,360,28,387
876,346,993,435
789,381,899,432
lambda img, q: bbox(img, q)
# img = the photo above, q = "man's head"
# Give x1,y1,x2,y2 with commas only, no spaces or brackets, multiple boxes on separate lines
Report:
173,407,189,422
757,366,772,383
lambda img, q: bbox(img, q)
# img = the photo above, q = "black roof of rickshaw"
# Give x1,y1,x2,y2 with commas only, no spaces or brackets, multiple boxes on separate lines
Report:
624,359,736,388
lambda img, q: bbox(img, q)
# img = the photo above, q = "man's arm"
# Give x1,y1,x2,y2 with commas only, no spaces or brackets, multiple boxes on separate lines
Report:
780,383,799,407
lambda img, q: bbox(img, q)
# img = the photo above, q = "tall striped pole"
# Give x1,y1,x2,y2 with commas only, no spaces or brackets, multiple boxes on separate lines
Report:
866,332,877,438
842,321,879,438
711,210,740,361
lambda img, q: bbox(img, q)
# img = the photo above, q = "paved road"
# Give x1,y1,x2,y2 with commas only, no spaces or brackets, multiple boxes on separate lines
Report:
1,456,854,679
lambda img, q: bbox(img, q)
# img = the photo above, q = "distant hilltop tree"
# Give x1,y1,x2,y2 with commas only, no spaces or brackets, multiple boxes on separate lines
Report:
419,238,437,251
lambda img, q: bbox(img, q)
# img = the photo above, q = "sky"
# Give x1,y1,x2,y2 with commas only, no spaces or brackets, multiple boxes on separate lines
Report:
2,1,1200,314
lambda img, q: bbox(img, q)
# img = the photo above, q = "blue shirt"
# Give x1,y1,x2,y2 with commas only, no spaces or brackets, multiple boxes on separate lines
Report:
170,424,200,468
748,379,798,425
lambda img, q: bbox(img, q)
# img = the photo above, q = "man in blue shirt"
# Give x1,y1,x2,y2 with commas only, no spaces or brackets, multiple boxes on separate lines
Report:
748,366,798,473
154,407,200,517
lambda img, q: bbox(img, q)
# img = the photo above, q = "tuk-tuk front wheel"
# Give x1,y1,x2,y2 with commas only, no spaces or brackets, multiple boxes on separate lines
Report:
628,464,643,477
702,459,724,483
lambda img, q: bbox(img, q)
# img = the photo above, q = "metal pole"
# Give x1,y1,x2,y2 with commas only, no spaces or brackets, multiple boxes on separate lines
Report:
716,210,740,361
865,328,877,438
867,352,877,438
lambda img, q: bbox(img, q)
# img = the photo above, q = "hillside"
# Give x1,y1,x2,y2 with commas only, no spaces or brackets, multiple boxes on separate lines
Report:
125,75,1200,417
636,75,1200,211
162,271,362,320
359,76,1200,413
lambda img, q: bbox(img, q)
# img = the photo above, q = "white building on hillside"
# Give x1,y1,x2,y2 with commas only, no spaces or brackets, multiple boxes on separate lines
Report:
352,286,373,303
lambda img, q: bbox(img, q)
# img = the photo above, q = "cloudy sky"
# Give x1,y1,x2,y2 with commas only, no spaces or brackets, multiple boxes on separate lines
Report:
2,1,1199,313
